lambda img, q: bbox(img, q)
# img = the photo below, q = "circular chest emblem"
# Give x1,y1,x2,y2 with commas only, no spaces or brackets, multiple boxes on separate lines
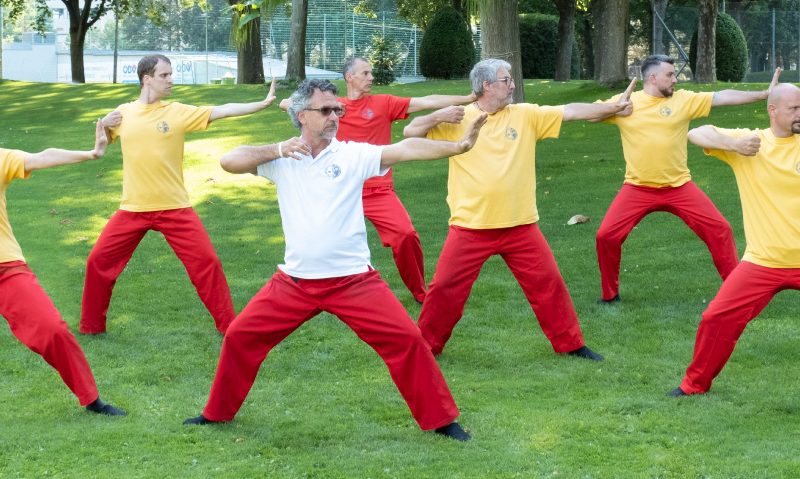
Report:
156,121,170,133
505,127,518,140
795,161,800,174
361,108,374,120
325,164,342,178
659,106,672,117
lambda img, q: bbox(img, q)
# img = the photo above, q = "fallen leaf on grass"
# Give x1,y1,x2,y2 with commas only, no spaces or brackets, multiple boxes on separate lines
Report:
567,214,590,225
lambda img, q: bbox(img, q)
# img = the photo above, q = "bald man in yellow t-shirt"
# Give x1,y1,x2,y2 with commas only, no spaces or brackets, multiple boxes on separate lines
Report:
668,83,800,397
80,55,277,335
596,55,780,303
403,58,634,360
0,122,125,416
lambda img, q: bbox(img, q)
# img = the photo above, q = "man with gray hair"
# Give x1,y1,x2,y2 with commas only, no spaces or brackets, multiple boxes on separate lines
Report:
404,58,634,360
594,55,781,304
184,79,488,441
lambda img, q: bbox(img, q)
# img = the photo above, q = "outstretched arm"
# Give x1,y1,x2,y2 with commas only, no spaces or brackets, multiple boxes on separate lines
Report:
711,67,781,107
407,91,477,113
575,77,637,122
220,137,311,175
402,105,468,138
687,125,760,156
382,113,487,168
24,121,108,172
209,78,277,121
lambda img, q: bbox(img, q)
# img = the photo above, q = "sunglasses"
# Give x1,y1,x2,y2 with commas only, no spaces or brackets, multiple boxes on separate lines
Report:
305,106,346,117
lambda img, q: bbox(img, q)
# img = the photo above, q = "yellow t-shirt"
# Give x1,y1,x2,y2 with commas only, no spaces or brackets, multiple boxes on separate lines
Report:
603,89,713,187
110,101,212,212
705,127,800,268
0,149,29,263
427,103,563,229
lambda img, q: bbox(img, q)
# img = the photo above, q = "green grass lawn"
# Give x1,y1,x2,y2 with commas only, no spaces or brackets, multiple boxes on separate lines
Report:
0,77,797,478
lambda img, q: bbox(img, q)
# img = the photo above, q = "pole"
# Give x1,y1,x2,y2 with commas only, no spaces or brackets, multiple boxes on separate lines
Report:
112,0,119,83
772,9,776,71
0,4,4,81
204,13,208,84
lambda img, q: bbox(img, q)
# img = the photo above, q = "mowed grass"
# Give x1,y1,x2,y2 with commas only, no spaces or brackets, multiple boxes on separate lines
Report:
0,77,797,478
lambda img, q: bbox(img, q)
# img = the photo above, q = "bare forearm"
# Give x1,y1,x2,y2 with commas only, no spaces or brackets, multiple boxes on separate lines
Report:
210,100,270,121
712,89,768,107
24,149,97,172
687,125,735,150
408,94,474,113
381,138,463,167
220,143,281,174
563,102,622,121
403,114,441,137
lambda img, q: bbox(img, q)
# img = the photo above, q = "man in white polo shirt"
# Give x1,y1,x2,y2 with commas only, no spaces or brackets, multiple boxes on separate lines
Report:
183,79,487,441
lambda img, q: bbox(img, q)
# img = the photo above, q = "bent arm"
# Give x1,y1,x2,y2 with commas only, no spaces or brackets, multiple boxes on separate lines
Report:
24,120,107,172
220,137,311,175
384,113,487,167
563,102,627,121
407,92,476,113
403,110,445,137
687,125,752,153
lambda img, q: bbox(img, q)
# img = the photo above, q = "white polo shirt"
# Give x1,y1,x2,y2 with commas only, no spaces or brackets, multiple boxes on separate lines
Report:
258,138,387,279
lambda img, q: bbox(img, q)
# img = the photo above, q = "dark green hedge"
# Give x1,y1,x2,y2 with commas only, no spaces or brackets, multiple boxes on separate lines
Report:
690,12,748,82
419,7,475,79
519,13,580,80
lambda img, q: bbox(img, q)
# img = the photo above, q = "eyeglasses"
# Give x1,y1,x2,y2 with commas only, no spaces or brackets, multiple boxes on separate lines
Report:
305,106,346,117
492,77,514,85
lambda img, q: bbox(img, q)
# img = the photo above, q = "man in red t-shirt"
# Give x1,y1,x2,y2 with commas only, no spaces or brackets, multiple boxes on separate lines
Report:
337,57,475,303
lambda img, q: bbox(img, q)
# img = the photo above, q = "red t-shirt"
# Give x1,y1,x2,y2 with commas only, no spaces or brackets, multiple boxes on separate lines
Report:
337,94,411,188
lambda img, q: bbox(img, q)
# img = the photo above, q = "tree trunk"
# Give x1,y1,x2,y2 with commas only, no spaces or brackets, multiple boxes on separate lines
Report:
695,0,718,83
237,16,265,84
554,0,576,81
651,0,669,55
591,0,629,87
286,0,308,82
479,0,524,103
69,18,88,82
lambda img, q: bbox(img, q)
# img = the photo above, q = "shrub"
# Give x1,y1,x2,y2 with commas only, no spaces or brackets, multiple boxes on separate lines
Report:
419,6,475,79
518,13,581,79
366,35,402,85
689,12,748,82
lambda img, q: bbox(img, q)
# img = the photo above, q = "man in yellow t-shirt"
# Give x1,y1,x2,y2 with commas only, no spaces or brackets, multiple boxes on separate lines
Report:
596,55,780,303
80,55,277,335
0,122,124,416
669,83,800,397
403,58,633,359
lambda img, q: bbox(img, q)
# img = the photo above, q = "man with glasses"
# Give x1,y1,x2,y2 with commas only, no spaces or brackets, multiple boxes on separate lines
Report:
403,58,631,359
0,121,124,416
594,55,780,304
80,54,278,336
184,79,488,441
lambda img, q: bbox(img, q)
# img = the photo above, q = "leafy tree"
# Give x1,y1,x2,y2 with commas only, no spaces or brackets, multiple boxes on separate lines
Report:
690,11,748,82
366,35,401,84
419,5,474,78
694,0,718,82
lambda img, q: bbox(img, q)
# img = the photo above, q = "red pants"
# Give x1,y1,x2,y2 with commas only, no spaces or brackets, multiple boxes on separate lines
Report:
680,261,800,394
596,181,738,300
0,261,99,406
80,208,235,334
418,223,585,356
363,185,426,303
201,269,458,430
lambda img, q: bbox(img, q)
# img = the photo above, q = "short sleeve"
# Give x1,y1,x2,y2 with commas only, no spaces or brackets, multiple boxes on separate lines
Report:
682,90,713,120
528,104,564,140
173,103,212,133
379,95,412,122
354,143,386,180
0,149,28,184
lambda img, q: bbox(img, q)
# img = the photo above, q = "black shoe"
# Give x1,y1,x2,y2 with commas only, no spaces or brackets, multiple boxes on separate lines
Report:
597,294,621,304
85,398,127,416
434,422,471,441
183,414,220,425
667,387,688,397
567,345,604,361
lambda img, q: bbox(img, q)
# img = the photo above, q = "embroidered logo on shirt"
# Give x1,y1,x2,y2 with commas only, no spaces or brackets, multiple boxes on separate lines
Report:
505,127,518,140
795,160,800,174
659,106,672,117
156,121,170,133
361,108,375,120
325,164,342,178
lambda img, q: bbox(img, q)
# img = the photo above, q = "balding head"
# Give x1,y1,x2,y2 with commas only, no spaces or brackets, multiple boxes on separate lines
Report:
768,83,800,136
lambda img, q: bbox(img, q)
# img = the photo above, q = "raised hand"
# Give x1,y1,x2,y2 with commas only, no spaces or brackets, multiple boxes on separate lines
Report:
734,134,761,156
263,77,277,107
92,119,108,159
279,137,312,160
457,112,488,153
766,67,782,96
616,77,637,116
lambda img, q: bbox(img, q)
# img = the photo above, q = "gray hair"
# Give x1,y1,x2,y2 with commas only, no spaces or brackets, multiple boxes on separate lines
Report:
342,57,369,78
287,79,339,129
469,59,511,98
641,54,674,79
